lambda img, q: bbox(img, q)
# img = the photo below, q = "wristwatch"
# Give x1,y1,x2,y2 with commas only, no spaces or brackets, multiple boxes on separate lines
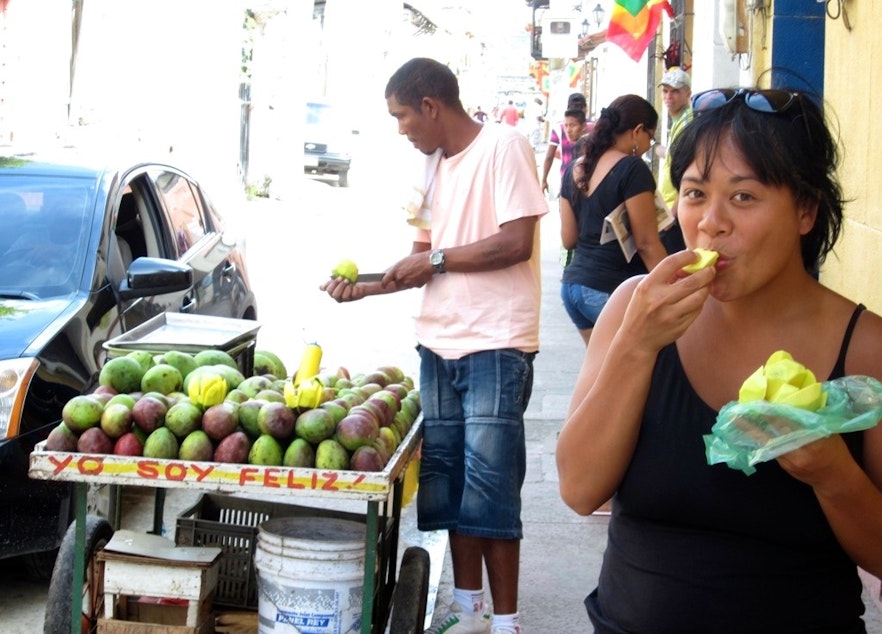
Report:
429,249,446,274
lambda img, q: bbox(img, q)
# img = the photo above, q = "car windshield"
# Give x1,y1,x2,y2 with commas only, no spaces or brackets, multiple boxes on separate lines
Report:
0,176,95,298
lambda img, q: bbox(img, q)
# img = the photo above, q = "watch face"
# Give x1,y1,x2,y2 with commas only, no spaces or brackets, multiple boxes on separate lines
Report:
430,250,443,266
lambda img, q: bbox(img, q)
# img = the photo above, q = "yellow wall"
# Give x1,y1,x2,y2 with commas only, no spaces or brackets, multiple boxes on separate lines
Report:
822,1,882,311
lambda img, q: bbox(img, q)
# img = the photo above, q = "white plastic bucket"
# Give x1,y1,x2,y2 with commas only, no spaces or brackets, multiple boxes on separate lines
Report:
254,516,366,634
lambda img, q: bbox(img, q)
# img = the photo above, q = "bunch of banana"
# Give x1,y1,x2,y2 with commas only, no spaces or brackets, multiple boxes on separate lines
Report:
738,350,827,411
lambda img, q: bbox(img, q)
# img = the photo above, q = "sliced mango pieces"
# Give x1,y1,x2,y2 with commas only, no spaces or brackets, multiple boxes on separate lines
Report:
682,248,719,274
737,350,827,411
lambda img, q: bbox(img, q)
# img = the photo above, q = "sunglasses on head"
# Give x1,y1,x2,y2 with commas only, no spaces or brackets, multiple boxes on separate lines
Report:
691,88,812,142
691,88,802,114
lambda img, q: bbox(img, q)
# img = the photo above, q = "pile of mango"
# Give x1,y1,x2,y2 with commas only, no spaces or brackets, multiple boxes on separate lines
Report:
44,344,420,473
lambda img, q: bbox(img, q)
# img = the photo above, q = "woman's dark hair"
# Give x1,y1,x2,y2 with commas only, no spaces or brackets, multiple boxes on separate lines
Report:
669,89,843,274
576,94,658,190
384,57,461,110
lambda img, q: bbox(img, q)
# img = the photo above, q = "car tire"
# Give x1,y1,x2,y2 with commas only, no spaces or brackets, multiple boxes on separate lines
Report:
338,170,349,188
388,546,430,633
43,515,113,634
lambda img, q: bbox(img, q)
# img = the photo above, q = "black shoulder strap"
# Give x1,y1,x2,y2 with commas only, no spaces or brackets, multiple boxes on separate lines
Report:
830,303,866,379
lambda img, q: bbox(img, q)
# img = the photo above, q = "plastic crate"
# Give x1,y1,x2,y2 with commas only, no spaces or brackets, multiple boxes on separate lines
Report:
174,494,364,609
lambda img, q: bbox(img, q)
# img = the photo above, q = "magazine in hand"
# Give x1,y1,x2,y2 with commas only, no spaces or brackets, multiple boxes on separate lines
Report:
600,192,675,262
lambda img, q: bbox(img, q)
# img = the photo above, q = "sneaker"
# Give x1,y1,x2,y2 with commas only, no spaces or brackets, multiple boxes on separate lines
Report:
490,627,522,634
426,603,491,634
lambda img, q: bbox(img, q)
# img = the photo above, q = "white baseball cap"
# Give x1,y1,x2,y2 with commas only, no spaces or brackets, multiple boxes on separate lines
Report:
658,68,691,90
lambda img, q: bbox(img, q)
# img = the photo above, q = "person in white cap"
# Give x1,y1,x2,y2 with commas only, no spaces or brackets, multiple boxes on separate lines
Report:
657,67,693,213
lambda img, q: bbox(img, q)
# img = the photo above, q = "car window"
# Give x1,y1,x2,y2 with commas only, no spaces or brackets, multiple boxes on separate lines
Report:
0,177,95,297
152,170,206,256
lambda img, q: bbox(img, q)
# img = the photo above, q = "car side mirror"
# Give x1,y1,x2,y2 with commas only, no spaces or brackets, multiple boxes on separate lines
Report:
118,257,193,300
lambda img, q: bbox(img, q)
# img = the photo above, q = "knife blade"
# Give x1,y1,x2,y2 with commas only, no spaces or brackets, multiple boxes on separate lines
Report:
355,273,385,283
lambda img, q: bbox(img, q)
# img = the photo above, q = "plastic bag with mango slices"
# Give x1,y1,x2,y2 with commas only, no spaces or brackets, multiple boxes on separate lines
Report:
704,375,882,475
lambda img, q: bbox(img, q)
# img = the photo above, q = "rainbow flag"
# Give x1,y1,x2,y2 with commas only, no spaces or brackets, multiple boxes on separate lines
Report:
606,0,674,62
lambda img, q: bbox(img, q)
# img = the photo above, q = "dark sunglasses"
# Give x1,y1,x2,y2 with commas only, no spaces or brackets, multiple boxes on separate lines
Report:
691,88,801,114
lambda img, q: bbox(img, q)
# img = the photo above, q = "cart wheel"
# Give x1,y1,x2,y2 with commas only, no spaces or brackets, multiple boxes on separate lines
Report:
43,515,113,634
388,546,431,634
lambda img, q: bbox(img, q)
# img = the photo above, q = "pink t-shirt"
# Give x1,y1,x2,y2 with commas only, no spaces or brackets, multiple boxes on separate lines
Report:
414,125,548,359
500,105,520,126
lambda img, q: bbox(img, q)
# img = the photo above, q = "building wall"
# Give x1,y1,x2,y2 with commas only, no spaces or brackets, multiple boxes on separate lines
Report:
821,0,882,313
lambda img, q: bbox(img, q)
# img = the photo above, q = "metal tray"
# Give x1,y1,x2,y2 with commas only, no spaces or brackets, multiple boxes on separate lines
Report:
103,313,261,355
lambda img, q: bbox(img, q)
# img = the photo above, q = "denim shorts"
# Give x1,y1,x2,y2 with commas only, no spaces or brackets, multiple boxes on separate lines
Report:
416,346,535,539
560,282,610,330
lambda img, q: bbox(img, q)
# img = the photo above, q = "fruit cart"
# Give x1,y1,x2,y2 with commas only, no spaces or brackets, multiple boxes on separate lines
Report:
27,312,429,634
29,418,426,634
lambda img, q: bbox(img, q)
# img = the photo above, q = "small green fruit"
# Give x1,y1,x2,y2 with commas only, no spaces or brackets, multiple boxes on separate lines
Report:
332,258,358,283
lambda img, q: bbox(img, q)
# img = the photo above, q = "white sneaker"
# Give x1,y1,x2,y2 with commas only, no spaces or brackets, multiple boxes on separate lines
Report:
425,603,491,634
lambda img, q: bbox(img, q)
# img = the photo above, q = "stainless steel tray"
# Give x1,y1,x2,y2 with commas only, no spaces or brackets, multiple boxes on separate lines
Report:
103,313,261,355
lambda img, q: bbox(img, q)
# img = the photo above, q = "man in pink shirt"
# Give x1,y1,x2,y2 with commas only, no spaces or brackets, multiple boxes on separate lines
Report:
499,100,520,126
322,58,548,634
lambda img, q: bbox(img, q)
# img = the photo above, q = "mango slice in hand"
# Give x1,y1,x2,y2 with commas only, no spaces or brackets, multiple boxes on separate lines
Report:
764,358,808,387
738,366,767,402
736,349,826,411
775,381,827,411
682,248,719,273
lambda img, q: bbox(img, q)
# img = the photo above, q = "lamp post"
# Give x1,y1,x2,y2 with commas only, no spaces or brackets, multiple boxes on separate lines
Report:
592,2,605,28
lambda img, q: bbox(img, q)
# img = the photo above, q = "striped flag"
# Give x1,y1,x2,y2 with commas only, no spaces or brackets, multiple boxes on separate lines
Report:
606,0,674,62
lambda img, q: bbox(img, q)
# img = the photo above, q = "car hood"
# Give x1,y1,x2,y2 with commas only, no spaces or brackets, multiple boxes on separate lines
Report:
0,296,79,359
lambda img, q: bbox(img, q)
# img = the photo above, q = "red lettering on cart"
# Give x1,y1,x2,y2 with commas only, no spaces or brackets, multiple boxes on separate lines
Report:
239,467,259,486
165,463,187,481
285,471,306,489
48,454,73,475
191,464,214,481
263,468,281,488
321,471,339,490
352,474,366,487
77,456,104,475
310,472,318,488
137,461,160,479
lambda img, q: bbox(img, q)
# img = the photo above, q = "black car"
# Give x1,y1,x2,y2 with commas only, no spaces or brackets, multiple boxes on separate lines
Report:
303,101,358,187
0,148,258,578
